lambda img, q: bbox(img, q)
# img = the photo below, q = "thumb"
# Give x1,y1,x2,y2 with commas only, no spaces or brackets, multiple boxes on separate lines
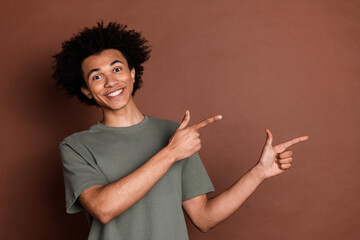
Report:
177,110,190,130
265,129,273,146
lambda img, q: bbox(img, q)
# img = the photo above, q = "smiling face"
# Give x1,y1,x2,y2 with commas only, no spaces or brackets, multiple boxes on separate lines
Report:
81,49,136,113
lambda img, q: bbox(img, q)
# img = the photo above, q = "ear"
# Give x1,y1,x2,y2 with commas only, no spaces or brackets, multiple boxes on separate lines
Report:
81,87,93,99
130,68,135,83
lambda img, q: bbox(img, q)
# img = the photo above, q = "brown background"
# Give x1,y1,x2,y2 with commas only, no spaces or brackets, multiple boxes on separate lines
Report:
1,0,359,239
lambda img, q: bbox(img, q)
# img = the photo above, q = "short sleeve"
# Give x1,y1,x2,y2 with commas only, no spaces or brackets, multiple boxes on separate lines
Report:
181,152,214,202
59,141,108,214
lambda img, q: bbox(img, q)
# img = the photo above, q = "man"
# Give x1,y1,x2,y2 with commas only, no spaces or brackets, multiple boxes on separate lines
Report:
53,21,309,240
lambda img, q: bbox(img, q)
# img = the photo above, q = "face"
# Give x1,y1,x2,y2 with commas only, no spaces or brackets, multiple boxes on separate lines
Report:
81,49,136,112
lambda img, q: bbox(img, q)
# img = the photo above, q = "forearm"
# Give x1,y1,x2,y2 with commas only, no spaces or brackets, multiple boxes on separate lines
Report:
201,165,265,230
83,146,176,223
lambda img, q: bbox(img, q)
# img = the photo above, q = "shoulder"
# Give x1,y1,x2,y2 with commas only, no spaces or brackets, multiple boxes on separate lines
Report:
59,124,100,148
58,125,103,163
147,115,180,132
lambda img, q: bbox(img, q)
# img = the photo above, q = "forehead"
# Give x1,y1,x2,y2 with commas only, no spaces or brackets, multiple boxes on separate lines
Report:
82,49,129,71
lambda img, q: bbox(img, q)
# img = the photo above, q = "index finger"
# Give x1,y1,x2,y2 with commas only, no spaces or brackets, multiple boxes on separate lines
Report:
274,135,309,153
193,115,222,130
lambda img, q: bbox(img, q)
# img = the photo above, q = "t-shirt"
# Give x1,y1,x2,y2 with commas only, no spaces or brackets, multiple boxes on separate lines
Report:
59,114,214,240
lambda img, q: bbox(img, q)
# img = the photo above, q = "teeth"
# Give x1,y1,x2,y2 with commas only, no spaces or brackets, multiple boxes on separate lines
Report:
106,88,123,97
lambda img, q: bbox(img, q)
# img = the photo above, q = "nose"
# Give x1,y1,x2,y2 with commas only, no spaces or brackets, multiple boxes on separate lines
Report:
104,74,118,88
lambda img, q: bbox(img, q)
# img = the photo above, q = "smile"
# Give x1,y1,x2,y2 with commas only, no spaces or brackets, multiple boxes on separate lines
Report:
106,88,124,97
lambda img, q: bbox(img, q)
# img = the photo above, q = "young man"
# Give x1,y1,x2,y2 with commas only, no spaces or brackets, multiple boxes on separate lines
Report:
54,21,309,240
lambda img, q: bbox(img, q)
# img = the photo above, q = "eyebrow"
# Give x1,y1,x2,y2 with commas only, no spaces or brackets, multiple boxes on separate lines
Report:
87,60,125,79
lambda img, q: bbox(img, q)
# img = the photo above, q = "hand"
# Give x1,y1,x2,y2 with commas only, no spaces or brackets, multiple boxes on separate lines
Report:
167,110,222,162
256,129,309,179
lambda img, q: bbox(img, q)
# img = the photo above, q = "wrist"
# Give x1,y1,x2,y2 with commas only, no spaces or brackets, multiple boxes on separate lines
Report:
162,146,177,164
251,164,267,181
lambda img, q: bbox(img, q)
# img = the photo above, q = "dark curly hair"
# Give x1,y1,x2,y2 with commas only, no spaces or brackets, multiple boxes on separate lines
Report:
52,21,152,106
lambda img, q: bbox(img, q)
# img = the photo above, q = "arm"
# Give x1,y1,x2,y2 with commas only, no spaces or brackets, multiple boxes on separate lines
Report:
79,110,222,224
183,129,309,232
182,165,264,232
79,146,176,224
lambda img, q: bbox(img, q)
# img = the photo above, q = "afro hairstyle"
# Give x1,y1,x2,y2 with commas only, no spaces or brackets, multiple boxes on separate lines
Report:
52,21,152,106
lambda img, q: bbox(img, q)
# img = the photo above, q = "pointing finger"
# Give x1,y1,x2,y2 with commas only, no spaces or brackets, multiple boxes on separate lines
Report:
176,110,190,130
274,135,309,153
193,114,222,130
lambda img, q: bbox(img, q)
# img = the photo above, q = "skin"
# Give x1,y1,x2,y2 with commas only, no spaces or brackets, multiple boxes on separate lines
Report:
78,49,309,230
81,49,144,127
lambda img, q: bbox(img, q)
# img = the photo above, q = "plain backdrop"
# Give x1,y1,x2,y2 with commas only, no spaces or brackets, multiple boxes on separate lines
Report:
0,0,359,239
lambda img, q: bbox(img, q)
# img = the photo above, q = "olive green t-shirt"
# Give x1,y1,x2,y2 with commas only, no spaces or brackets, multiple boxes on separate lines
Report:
59,114,214,240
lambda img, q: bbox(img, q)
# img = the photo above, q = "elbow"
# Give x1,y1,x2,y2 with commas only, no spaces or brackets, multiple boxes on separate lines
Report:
97,213,113,224
79,187,124,224
89,200,129,224
92,208,113,224
196,222,216,233
97,208,129,224
199,227,211,233
95,202,131,224
198,225,214,233
91,203,120,224
189,212,217,233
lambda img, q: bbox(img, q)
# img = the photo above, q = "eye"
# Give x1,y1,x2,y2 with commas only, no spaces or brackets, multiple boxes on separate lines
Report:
92,74,102,80
114,67,122,72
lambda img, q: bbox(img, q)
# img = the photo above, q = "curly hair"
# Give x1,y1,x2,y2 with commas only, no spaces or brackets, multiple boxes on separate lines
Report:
52,21,152,106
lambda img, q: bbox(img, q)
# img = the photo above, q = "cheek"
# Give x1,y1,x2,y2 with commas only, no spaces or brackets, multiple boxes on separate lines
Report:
88,83,103,95
127,83,133,95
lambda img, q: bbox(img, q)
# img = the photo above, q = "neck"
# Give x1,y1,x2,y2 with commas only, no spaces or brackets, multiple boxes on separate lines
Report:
100,99,144,127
